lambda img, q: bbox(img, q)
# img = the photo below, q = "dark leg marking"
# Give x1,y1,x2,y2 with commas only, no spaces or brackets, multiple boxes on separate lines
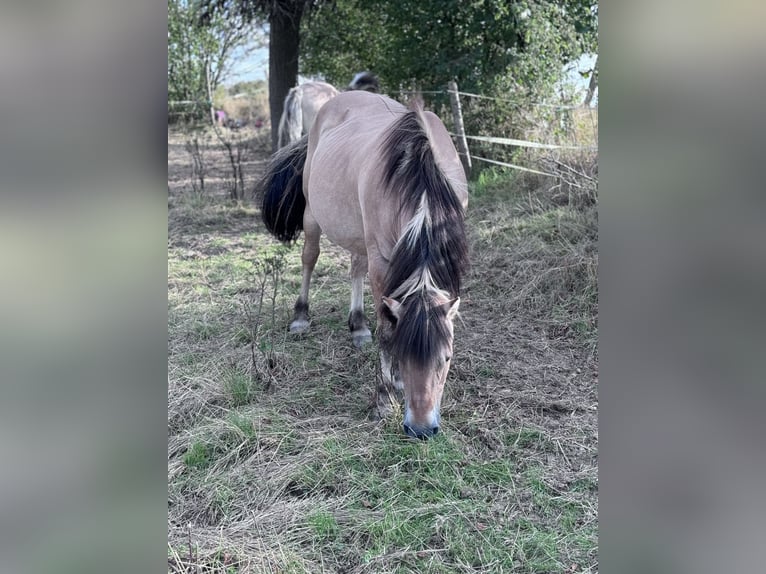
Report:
290,300,310,333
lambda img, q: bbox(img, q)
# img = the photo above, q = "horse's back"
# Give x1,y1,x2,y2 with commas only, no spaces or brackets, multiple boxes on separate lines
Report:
303,92,406,254
304,92,464,258
300,81,339,101
309,92,408,171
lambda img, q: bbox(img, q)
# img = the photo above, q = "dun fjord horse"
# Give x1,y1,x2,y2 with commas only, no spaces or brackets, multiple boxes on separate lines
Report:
260,91,468,439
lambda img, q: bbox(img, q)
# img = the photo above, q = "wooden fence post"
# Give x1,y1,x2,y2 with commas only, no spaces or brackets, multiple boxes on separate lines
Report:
448,80,472,178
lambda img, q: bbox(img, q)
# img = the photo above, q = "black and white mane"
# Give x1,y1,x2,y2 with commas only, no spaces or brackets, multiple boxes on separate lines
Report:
379,109,468,368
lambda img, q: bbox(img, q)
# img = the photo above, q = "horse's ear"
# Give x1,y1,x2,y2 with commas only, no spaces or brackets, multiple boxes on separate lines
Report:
446,297,460,321
381,296,402,322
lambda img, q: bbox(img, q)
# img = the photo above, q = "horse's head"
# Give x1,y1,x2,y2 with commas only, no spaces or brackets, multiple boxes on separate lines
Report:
380,293,460,439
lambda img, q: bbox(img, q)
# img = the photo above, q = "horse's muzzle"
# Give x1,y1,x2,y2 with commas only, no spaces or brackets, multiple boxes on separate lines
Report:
403,423,439,440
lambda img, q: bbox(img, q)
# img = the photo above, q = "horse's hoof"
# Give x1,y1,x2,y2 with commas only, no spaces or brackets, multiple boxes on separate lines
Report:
289,319,310,334
352,330,372,348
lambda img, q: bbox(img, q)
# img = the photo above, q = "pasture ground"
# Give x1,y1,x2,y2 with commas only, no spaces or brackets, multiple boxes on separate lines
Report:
168,125,598,573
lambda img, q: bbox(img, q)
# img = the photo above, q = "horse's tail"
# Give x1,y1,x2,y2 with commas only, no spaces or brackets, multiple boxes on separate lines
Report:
277,87,303,148
258,135,308,243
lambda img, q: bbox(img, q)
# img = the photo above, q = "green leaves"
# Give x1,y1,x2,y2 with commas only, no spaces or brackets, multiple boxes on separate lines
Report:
168,0,260,120
300,0,597,97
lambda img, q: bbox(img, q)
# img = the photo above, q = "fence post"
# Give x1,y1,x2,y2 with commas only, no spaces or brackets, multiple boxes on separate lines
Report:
448,80,472,178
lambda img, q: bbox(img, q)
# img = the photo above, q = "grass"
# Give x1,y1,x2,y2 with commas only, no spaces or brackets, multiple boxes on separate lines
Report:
470,154,598,348
183,440,212,470
168,127,598,573
222,366,256,407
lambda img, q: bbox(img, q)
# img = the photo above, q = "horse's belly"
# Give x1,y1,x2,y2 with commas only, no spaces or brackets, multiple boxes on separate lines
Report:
307,189,367,256
306,140,369,255
322,226,368,256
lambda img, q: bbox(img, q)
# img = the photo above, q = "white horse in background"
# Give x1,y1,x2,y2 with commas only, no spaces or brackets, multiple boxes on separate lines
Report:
277,81,339,148
277,73,382,148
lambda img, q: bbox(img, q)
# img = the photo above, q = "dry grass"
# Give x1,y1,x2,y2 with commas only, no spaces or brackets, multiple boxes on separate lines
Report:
168,127,598,573
219,91,270,126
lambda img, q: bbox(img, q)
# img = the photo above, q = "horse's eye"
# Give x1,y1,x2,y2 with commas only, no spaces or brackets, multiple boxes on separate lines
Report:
445,355,452,363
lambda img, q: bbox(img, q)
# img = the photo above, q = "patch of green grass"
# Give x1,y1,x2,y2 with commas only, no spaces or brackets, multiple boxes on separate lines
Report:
292,432,523,560
192,320,220,341
525,466,556,505
462,458,516,488
294,431,517,508
179,352,203,366
471,167,518,199
515,527,560,572
233,327,253,345
307,510,340,541
208,237,229,249
512,207,569,242
183,440,212,470
509,427,547,449
522,466,592,536
569,477,598,493
182,189,214,211
361,511,437,558
211,481,236,517
227,411,258,440
441,518,517,569
223,367,255,407
477,365,497,377
559,500,584,531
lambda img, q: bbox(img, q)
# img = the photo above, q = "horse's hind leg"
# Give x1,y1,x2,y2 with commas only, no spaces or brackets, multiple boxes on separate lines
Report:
348,254,372,348
290,212,321,333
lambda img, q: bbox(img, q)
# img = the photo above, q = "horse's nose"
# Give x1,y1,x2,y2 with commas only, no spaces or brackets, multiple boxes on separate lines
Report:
403,423,439,440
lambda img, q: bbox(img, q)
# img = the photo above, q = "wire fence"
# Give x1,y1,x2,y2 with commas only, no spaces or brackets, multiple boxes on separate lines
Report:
168,81,598,178
450,89,583,110
439,84,598,178
168,100,212,124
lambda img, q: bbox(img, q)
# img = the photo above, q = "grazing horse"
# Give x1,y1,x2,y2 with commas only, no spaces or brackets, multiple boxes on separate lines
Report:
259,91,468,439
277,81,339,148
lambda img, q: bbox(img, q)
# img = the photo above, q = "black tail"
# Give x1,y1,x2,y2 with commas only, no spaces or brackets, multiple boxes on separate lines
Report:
257,135,308,242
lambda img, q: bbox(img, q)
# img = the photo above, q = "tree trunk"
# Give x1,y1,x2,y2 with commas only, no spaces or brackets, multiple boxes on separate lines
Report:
206,61,216,126
583,55,598,107
268,7,303,152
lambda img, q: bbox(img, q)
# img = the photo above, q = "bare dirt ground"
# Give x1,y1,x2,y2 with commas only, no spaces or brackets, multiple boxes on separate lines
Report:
168,124,598,573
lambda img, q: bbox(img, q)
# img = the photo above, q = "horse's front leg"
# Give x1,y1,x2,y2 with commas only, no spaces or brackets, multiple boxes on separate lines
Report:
348,254,372,348
365,256,404,420
290,212,321,333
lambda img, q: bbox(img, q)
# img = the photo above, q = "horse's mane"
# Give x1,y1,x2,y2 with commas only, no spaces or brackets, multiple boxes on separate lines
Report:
378,105,468,367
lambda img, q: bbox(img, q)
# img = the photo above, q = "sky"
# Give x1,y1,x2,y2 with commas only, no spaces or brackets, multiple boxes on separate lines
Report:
227,44,268,85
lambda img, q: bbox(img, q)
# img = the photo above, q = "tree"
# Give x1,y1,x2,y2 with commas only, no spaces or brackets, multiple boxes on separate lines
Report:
168,0,259,123
300,0,597,100
198,0,326,151
168,0,208,119
583,55,598,107
298,0,596,170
